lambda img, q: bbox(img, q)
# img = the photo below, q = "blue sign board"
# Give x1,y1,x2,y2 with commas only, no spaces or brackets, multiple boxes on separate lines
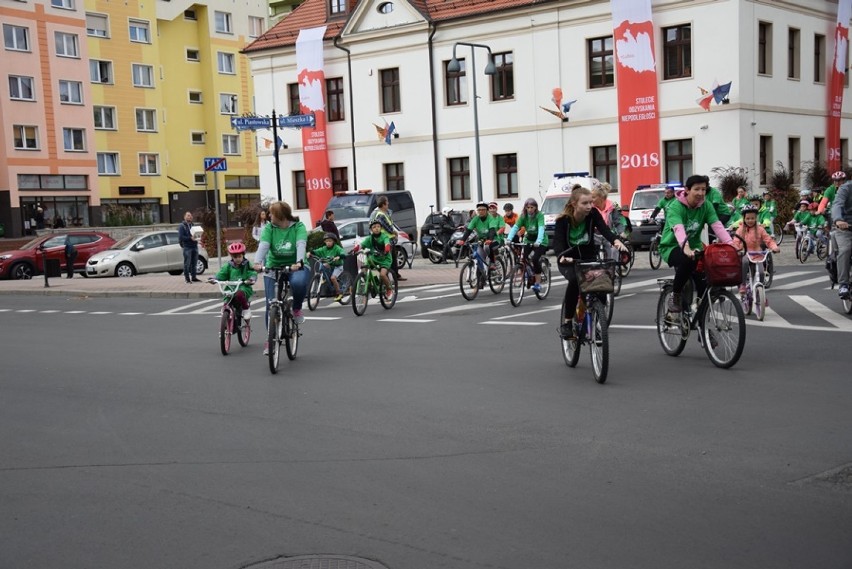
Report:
204,157,228,172
278,114,316,128
230,116,272,131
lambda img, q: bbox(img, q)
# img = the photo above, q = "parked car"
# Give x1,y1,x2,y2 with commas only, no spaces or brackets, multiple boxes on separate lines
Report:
0,232,116,279
85,230,208,277
333,218,415,270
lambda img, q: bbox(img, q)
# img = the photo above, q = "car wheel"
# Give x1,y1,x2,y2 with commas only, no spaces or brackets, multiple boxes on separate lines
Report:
395,246,408,270
196,257,207,275
115,262,135,278
10,262,34,280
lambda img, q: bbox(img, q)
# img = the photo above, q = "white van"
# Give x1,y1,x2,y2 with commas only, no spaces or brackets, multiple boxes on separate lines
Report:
541,172,601,247
626,183,680,247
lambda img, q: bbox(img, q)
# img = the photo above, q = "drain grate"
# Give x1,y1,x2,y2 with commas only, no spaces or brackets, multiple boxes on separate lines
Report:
244,555,390,569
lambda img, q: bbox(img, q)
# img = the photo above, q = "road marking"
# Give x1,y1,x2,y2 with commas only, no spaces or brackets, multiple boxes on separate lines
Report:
769,270,813,281
755,307,792,326
481,321,545,326
39,310,60,313
398,284,449,293
789,295,852,331
304,316,341,321
378,318,435,323
89,311,112,315
772,276,830,290
152,298,220,315
609,324,657,330
17,309,35,313
64,310,85,314
120,312,145,315
621,277,669,291
409,299,508,317
491,305,560,320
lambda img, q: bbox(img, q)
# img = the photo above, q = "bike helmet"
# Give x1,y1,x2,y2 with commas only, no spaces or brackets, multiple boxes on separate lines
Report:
228,241,246,255
799,188,811,198
832,170,847,181
441,207,452,216
370,219,382,228
323,232,337,241
740,204,759,215
488,201,498,210
798,200,810,208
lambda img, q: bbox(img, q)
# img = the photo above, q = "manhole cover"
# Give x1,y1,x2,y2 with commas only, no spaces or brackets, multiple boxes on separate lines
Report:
244,555,390,569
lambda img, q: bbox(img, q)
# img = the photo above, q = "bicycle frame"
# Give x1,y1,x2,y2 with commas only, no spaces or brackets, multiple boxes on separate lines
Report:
210,279,251,355
264,266,299,373
741,251,770,320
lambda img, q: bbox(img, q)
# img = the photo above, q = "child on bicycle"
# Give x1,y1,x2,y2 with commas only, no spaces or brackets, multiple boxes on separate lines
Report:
759,190,777,231
786,200,811,239
308,232,346,302
732,204,779,295
354,219,393,296
507,197,549,293
806,202,828,253
212,241,257,319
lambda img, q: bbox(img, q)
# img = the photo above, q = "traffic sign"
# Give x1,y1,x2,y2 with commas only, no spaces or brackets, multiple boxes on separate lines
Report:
278,114,316,128
204,157,228,172
230,116,272,131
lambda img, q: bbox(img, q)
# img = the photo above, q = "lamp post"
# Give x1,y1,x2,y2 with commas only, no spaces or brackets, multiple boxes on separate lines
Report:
271,109,283,201
447,42,496,204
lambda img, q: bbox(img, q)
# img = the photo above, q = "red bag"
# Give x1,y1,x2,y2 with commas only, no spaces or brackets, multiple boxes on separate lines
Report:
702,243,742,286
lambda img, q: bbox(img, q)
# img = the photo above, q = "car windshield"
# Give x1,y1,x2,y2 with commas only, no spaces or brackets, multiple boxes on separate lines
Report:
109,235,137,249
541,196,569,215
632,190,665,209
328,195,372,220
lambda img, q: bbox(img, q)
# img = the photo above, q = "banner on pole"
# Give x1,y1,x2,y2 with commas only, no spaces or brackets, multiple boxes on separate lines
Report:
827,0,852,172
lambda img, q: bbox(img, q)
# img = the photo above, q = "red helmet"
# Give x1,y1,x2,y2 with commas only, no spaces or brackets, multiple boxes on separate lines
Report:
228,241,246,254
832,171,847,181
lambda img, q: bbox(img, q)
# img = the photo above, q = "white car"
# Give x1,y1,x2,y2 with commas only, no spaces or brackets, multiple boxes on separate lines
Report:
332,218,416,269
86,230,208,277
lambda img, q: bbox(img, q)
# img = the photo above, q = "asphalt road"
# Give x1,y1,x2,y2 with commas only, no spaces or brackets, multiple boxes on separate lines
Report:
1,267,851,569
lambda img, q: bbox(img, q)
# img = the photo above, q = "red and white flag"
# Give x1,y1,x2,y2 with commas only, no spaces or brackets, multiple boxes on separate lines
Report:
827,1,852,172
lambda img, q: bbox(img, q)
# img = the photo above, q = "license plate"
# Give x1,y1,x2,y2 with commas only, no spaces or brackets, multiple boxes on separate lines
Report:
429,229,437,235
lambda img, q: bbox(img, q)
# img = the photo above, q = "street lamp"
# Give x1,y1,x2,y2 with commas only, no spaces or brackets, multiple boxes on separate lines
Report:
447,42,496,204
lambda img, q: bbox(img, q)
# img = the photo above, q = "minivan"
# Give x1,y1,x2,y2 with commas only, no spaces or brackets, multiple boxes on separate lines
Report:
541,172,601,248
324,190,417,241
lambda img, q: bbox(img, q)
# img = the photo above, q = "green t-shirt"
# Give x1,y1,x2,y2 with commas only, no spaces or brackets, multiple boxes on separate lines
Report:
707,187,731,219
489,213,505,243
515,211,549,246
659,199,720,263
568,221,591,246
793,210,810,224
261,220,307,267
467,215,494,240
359,233,393,269
807,213,826,231
759,200,777,224
311,243,345,267
823,184,837,207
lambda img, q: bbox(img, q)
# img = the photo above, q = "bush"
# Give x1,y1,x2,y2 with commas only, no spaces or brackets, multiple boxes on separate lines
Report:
306,229,327,252
768,162,799,226
194,207,227,254
710,166,750,202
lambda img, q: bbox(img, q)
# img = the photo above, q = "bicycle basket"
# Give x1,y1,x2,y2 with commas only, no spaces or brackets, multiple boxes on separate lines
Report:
577,262,615,293
703,243,742,287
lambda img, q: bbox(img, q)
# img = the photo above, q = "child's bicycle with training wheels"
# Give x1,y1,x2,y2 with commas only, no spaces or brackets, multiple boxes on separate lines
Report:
306,254,352,310
655,245,746,369
508,242,551,306
352,249,398,316
559,257,617,384
458,238,506,300
264,266,300,374
740,249,773,322
208,278,252,356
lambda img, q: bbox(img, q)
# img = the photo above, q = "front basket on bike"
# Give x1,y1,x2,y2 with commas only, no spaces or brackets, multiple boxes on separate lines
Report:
703,243,742,287
577,261,616,294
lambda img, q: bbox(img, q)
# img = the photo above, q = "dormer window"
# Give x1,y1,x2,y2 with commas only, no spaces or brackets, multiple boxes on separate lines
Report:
329,0,346,16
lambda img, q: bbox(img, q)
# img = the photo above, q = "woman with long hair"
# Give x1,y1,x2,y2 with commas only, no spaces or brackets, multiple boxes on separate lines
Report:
251,208,269,242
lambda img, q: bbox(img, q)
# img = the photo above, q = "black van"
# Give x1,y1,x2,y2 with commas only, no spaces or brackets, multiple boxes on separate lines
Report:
324,191,417,240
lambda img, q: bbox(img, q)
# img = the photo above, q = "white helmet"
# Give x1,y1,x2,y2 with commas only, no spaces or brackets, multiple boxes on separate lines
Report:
441,207,452,216
799,188,811,198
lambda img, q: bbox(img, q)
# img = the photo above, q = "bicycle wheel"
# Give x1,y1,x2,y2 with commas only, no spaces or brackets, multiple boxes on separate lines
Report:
307,274,321,311
489,257,506,294
337,271,353,305
613,271,623,297
589,302,609,384
267,306,282,374
508,264,525,307
380,272,398,309
754,283,766,321
649,239,662,270
799,237,810,263
656,286,687,356
459,261,479,301
352,273,369,316
618,243,634,277
843,296,852,315
219,309,231,356
604,292,614,325
773,223,784,245
284,311,298,360
817,239,828,260
764,255,774,289
560,297,581,368
701,289,746,369
237,314,251,347
741,286,753,316
536,258,552,299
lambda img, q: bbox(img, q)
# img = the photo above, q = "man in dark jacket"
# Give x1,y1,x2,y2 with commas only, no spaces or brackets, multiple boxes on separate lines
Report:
178,211,200,283
317,210,339,239
64,236,77,278
831,181,852,298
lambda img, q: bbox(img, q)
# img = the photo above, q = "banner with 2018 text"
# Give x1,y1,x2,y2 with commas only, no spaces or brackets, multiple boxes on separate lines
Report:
827,0,852,173
611,0,661,207
296,26,332,225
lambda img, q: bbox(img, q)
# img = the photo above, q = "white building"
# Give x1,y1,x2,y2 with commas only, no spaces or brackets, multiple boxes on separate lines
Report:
244,0,852,224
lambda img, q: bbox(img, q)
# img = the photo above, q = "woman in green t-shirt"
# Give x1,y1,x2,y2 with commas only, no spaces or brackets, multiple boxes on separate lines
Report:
507,198,549,292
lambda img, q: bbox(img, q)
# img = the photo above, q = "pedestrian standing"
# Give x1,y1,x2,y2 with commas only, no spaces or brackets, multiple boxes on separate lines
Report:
179,211,200,283
370,196,406,280
64,235,77,278
317,210,340,239
252,209,269,243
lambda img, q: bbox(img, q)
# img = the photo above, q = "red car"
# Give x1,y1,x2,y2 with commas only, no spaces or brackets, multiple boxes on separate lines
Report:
0,232,116,279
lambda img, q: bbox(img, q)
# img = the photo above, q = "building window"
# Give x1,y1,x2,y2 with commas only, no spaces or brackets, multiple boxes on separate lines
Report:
294,171,308,210
9,75,35,101
13,125,38,150
220,93,237,115
495,154,518,198
814,137,825,163
326,77,344,121
55,32,79,57
93,106,116,130
188,90,202,104
491,52,514,100
184,10,197,21
384,163,405,192
380,68,400,113
97,152,119,175
214,11,232,34
759,135,772,185
663,24,691,80
186,49,199,62
131,64,154,87
758,22,772,75
138,153,159,175
3,24,30,51
449,157,470,201
592,145,618,188
86,13,109,38
191,131,205,144
128,20,150,43
288,82,300,115
331,167,348,193
51,0,74,8
814,33,825,83
63,128,86,151
217,52,235,74
445,59,467,106
788,27,800,80
135,109,157,132
59,80,83,104
223,134,239,155
193,173,206,185
329,0,346,15
588,36,615,89
664,139,692,183
249,16,264,38
788,137,801,183
89,60,112,84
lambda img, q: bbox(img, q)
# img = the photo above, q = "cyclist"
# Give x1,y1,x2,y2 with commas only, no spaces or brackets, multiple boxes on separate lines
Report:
649,186,676,221
457,202,499,268
732,204,779,295
488,202,506,243
805,202,828,254
212,241,257,319
507,197,549,293
659,174,733,313
503,202,524,243
253,201,310,354
552,187,627,338
592,183,628,257
354,219,394,297
831,180,852,298
706,185,732,230
759,190,777,232
308,232,346,302
819,171,846,216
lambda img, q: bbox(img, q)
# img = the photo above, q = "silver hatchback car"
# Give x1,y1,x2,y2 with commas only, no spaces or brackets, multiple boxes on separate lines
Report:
86,230,208,278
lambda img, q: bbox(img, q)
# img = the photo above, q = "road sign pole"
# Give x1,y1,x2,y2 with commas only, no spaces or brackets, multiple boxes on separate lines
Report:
214,171,222,265
272,109,282,201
